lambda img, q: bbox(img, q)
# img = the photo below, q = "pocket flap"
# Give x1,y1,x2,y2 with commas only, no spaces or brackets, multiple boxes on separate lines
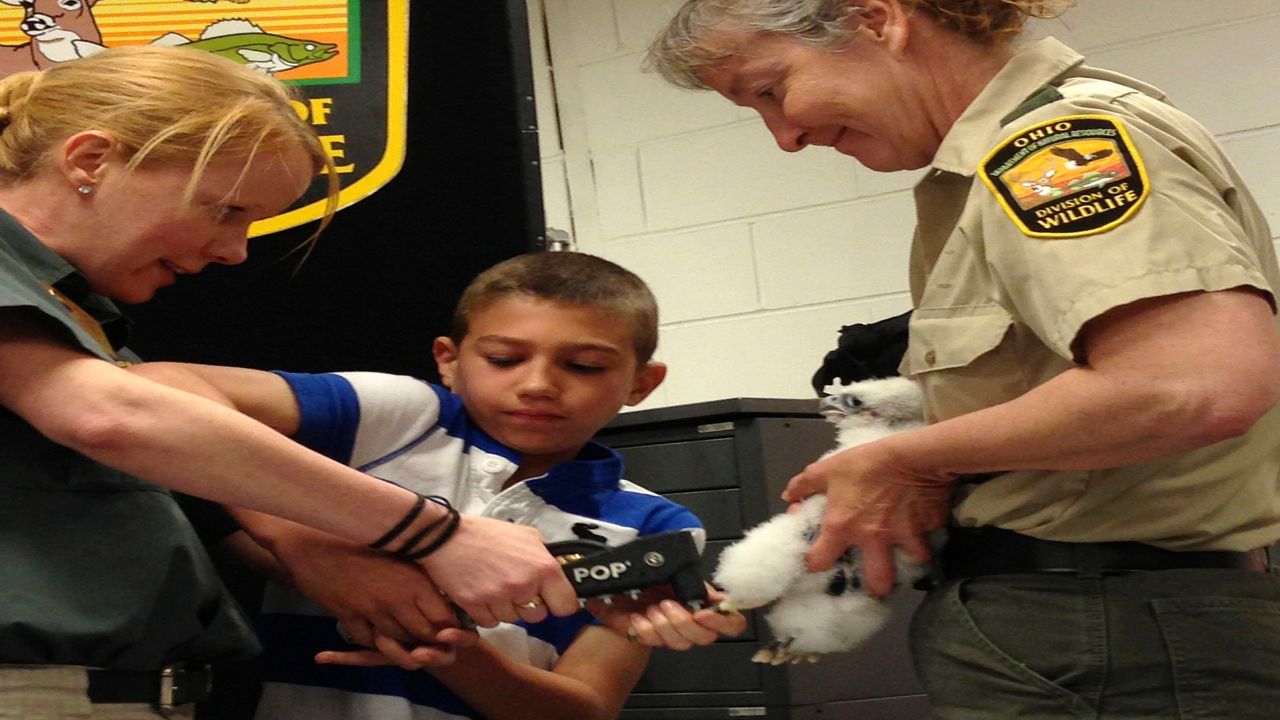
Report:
904,308,1013,375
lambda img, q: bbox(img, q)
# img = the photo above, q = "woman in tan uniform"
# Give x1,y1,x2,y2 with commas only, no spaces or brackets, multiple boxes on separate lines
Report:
649,1,1280,717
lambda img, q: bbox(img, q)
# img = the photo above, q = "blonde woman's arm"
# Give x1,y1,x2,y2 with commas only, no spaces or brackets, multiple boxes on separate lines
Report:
0,308,577,626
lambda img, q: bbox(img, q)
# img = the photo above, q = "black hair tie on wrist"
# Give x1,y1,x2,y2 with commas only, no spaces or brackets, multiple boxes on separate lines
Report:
391,495,454,556
368,493,426,550
401,496,461,560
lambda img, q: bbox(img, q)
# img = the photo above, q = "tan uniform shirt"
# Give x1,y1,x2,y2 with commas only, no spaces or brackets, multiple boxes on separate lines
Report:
903,37,1280,550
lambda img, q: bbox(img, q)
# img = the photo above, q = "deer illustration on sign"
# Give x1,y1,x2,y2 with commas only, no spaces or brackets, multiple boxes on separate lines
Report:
0,0,105,77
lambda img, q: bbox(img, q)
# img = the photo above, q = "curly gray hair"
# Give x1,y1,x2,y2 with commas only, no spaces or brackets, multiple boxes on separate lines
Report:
645,0,1074,90
646,0,859,90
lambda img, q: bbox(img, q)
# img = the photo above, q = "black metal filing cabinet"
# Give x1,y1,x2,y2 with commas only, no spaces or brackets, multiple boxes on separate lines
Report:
595,399,931,720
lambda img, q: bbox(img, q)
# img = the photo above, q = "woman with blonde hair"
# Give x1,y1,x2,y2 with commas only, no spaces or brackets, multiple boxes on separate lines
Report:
0,46,575,719
650,1,1280,717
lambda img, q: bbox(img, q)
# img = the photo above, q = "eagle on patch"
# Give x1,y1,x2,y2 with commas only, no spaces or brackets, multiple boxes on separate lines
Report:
980,114,1150,239
1050,145,1113,169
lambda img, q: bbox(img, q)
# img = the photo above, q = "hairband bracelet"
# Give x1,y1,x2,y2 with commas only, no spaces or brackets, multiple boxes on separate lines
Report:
391,496,455,557
368,493,426,550
403,501,461,560
404,510,459,560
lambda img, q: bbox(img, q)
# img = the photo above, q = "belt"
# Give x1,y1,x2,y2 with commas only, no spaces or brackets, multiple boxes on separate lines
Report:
939,526,1257,580
85,665,212,709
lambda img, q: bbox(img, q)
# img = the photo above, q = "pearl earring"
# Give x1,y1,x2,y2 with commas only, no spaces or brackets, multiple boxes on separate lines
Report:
77,185,93,196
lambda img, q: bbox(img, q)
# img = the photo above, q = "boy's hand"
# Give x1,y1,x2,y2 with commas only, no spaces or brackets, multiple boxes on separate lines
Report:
417,515,578,628
587,584,747,650
315,627,479,671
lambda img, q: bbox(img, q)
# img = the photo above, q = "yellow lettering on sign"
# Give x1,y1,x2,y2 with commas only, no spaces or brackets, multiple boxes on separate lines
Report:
319,135,356,174
287,98,353,173
289,97,338,127
307,98,336,126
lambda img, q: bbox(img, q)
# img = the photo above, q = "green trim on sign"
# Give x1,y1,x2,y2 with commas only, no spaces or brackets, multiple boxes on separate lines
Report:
252,0,408,237
294,0,363,86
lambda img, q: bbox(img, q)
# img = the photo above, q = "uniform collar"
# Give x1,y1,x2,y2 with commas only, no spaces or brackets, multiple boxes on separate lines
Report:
0,206,81,288
524,441,624,495
454,405,623,495
0,205,131,349
930,37,1084,176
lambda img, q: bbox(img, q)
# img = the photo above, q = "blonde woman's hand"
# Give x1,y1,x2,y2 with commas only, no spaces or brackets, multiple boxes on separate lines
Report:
416,514,578,628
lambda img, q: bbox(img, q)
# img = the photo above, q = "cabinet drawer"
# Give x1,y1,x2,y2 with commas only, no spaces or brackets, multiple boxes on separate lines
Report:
618,438,738,493
620,705,768,719
701,538,731,581
790,694,932,719
666,489,742,540
632,643,763,693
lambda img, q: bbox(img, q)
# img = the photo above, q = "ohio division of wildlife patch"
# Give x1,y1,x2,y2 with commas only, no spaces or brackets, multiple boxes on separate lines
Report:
0,0,409,237
980,115,1149,239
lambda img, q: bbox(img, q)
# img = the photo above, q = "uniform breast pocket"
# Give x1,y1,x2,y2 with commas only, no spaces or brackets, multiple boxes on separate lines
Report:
902,307,1021,419
905,306,1014,374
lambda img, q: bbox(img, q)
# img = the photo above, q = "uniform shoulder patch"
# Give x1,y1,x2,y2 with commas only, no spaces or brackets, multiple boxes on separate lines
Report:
978,114,1149,239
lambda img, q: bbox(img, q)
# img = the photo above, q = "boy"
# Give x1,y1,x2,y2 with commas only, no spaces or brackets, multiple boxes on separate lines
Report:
134,252,745,720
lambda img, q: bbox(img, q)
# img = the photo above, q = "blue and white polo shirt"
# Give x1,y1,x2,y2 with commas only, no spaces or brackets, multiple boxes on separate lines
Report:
253,372,704,720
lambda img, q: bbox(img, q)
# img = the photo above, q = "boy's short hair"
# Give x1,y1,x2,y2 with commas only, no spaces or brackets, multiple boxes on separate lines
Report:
452,252,659,363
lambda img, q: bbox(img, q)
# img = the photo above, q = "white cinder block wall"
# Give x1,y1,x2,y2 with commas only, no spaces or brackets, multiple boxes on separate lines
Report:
527,0,1280,410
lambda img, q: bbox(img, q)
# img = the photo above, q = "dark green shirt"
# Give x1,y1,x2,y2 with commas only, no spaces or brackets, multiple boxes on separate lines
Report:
0,208,259,670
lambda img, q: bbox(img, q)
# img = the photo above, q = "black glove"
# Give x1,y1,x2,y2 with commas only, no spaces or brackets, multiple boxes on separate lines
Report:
810,310,912,396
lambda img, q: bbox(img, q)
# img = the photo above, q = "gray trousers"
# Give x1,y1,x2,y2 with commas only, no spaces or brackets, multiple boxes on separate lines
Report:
0,667,195,720
910,567,1280,719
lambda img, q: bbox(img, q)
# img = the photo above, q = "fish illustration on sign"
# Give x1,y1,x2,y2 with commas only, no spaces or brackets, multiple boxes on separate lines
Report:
152,18,337,74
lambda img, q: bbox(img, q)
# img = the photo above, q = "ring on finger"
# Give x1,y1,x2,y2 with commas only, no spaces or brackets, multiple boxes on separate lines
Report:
517,597,543,610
